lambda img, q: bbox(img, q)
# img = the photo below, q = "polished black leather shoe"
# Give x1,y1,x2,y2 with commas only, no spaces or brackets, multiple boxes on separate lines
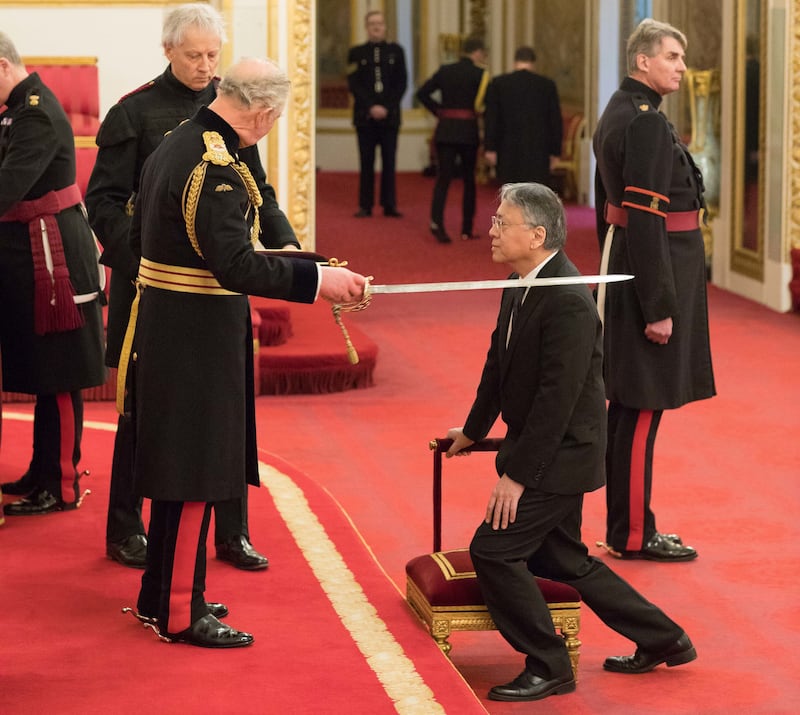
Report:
127,602,229,625
620,533,697,562
659,532,683,544
1,471,37,495
4,488,75,516
430,224,452,244
383,208,403,217
167,614,253,648
107,534,147,569
216,535,269,570
354,208,371,218
488,670,576,702
604,632,697,674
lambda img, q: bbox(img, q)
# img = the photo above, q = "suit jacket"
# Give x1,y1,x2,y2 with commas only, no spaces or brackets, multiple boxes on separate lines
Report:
462,251,606,495
483,69,562,184
416,57,486,145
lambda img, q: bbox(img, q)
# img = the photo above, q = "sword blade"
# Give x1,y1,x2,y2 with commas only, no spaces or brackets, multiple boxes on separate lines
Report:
368,274,633,295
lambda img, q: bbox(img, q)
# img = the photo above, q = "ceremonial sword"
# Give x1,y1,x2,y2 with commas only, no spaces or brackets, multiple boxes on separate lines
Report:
364,273,633,295
331,273,633,365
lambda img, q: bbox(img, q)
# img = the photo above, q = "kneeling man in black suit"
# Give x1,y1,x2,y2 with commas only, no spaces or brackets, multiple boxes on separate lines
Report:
445,183,696,702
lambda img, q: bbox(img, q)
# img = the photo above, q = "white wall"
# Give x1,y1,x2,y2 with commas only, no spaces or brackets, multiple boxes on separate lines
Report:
0,6,168,118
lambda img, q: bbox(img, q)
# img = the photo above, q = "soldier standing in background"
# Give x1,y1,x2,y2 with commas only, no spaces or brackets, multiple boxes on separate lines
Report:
593,19,715,562
346,9,408,219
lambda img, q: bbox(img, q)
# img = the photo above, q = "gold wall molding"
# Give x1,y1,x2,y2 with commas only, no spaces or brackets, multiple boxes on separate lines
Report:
791,0,800,251
289,0,314,248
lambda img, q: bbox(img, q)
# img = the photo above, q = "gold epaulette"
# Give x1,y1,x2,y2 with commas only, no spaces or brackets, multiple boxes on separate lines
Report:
183,131,263,258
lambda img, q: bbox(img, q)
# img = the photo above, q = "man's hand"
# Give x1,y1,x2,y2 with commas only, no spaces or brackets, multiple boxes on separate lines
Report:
644,317,673,345
445,427,474,458
485,474,524,530
369,105,388,120
484,150,497,167
318,266,367,305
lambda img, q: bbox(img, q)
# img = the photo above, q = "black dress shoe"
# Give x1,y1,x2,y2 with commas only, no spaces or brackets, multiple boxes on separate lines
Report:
167,614,253,648
126,602,229,625
659,531,683,544
1,471,37,495
383,208,403,217
216,535,269,570
430,224,451,243
620,533,697,562
4,488,76,516
107,534,147,568
488,670,575,702
354,208,372,218
604,632,697,674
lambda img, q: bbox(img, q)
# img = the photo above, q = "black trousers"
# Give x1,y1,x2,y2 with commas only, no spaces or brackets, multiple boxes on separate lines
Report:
431,142,478,234
105,413,250,545
605,403,664,551
470,489,683,680
138,500,211,632
356,123,399,212
27,391,82,504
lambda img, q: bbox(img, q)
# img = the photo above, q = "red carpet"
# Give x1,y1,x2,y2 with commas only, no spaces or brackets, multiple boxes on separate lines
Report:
0,410,484,714
3,171,799,714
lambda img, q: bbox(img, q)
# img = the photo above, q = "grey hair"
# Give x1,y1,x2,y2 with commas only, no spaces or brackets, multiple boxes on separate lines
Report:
162,3,227,48
499,182,566,250
0,31,22,66
217,57,291,111
626,18,687,75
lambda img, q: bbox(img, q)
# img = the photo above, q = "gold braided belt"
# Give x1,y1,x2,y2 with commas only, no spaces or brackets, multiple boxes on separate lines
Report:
115,258,241,414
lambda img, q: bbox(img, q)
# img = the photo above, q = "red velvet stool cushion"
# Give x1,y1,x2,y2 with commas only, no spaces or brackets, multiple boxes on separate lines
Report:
406,549,581,607
250,298,293,347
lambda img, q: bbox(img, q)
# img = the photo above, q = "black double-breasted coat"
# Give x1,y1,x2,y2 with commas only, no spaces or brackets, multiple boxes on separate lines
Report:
0,73,105,394
346,41,407,129
593,77,715,410
128,107,318,503
86,66,299,368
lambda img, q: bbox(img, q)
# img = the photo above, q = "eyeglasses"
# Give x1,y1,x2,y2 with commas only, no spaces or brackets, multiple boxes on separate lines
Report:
491,215,530,231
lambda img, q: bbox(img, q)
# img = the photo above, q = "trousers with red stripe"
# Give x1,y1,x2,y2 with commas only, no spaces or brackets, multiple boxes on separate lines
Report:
605,403,663,552
137,501,212,634
28,391,83,505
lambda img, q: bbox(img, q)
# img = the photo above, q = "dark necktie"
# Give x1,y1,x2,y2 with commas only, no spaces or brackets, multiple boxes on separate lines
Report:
506,287,524,346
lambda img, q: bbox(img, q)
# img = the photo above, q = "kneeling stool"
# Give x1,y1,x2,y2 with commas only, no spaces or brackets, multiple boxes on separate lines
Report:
405,438,582,677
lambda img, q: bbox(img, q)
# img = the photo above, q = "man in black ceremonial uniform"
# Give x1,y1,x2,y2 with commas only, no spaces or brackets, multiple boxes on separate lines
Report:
346,9,407,218
593,19,715,562
0,33,106,515
127,57,366,647
86,3,298,570
417,35,489,242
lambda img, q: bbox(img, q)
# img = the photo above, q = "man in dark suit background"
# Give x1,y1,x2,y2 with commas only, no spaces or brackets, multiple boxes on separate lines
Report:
346,10,407,218
417,35,488,242
484,46,563,186
445,183,696,702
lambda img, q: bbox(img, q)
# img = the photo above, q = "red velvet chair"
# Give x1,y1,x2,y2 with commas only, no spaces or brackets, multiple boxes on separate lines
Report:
23,56,100,197
405,438,582,677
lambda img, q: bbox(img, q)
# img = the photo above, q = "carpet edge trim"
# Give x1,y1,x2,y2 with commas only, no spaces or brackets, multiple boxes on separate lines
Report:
259,460,447,715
